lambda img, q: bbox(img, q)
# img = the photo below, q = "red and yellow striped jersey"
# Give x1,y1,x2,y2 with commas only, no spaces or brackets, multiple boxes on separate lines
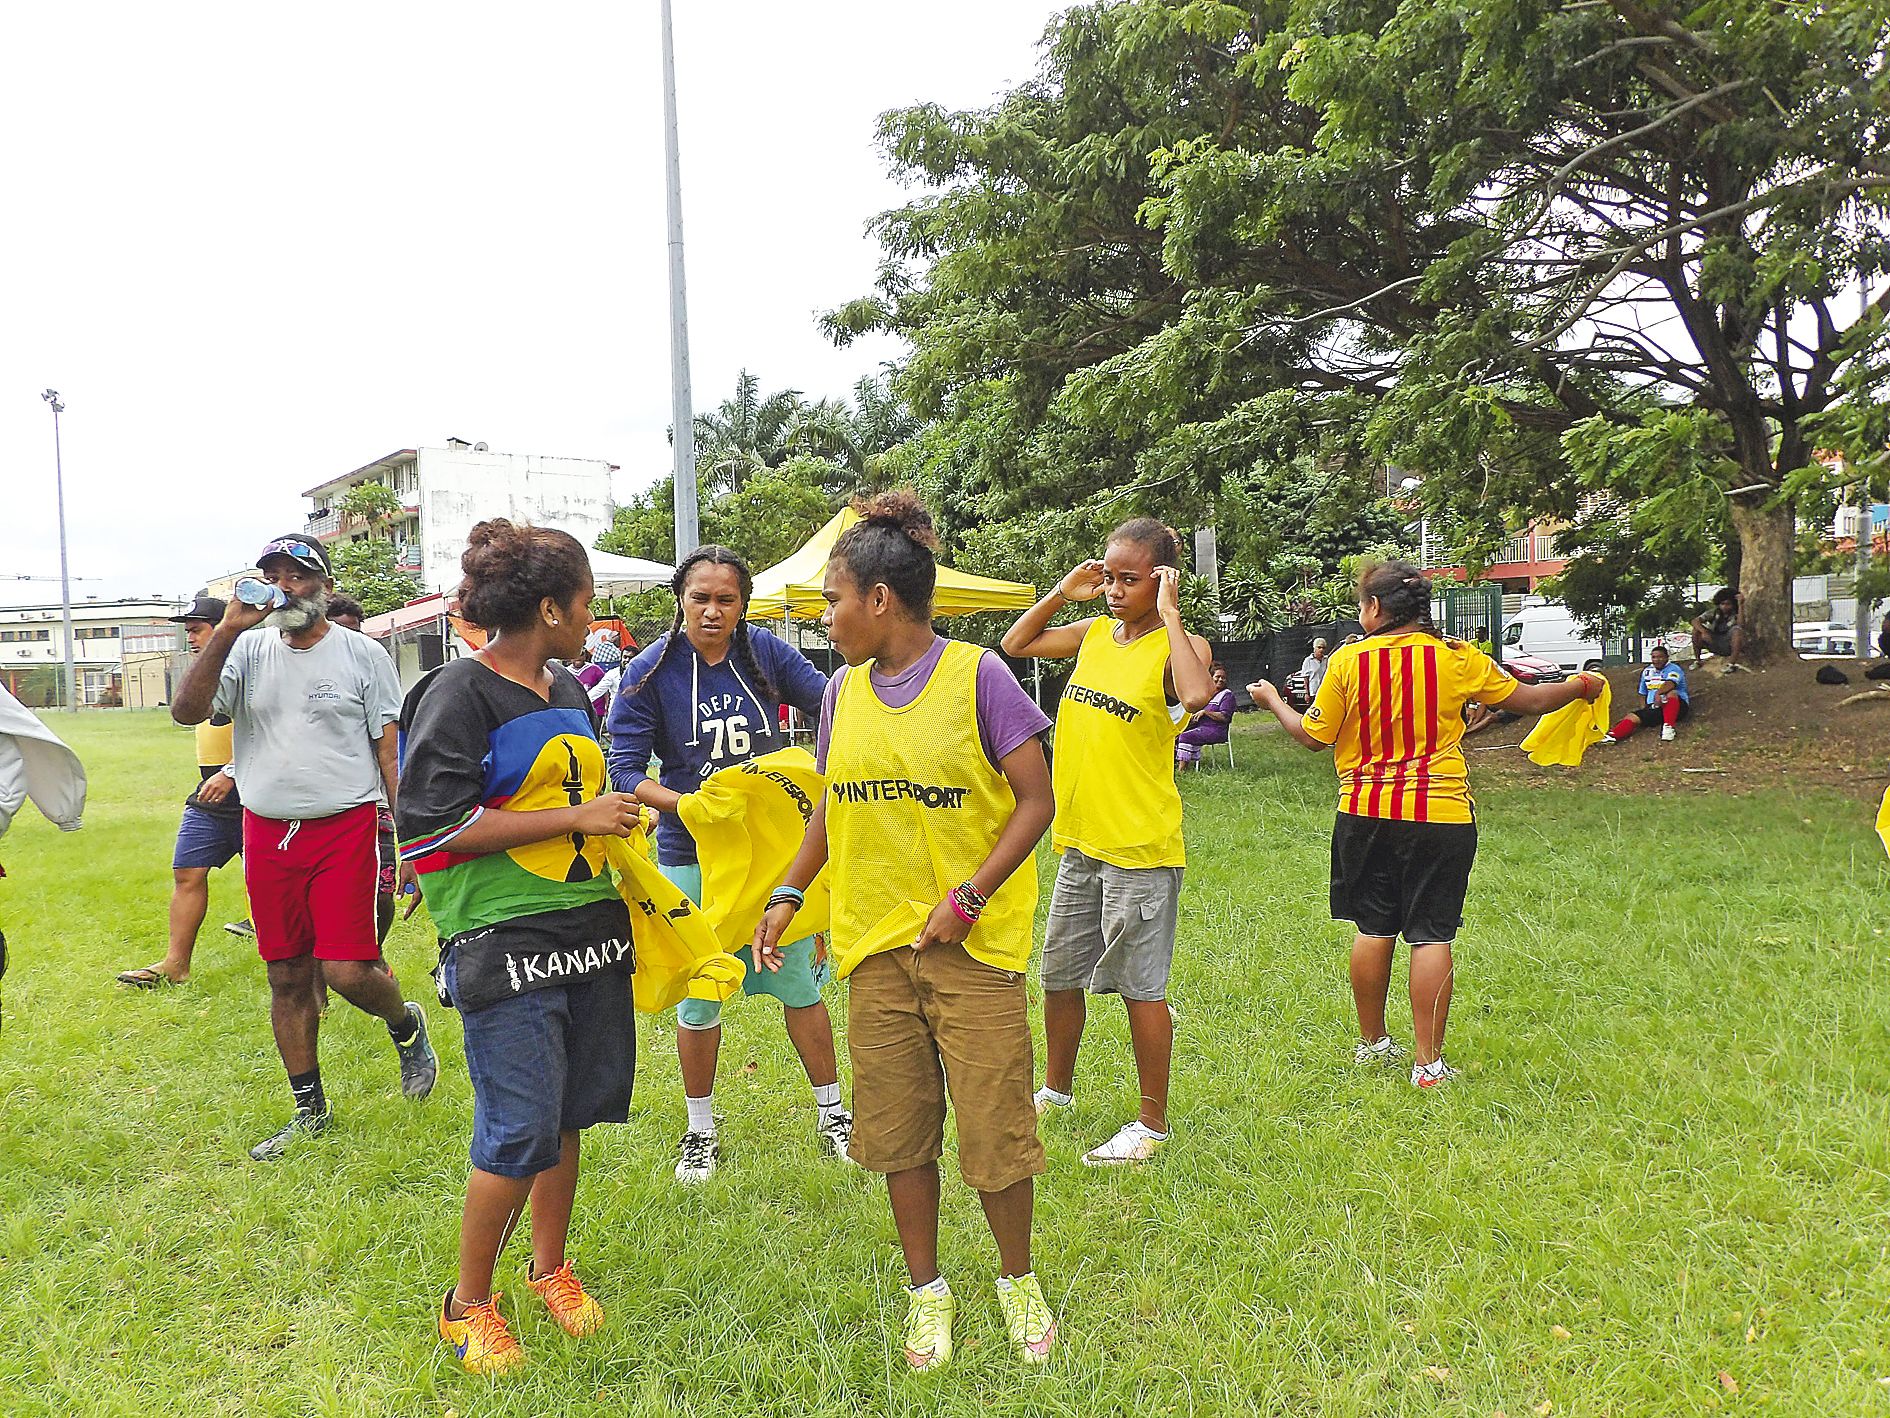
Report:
1300,633,1516,823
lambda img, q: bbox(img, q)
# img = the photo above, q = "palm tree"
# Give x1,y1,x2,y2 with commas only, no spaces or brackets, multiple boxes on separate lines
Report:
693,371,806,494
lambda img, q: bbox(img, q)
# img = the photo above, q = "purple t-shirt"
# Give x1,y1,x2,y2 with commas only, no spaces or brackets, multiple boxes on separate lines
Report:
816,637,1051,773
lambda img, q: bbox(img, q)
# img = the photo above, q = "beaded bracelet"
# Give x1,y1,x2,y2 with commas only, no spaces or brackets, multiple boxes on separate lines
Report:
950,881,987,924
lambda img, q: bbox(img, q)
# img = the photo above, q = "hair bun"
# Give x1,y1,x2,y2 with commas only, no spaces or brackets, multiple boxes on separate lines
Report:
851,490,939,551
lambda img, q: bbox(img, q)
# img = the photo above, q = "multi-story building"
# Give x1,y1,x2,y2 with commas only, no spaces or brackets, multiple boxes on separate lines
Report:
1419,520,1570,592
301,440,619,597
0,599,181,707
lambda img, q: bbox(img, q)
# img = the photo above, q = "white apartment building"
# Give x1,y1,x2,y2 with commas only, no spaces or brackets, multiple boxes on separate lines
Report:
301,440,619,597
0,598,180,707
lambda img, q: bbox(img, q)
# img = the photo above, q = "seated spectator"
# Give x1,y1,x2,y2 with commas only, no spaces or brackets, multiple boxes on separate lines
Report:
1601,645,1689,744
1299,638,1330,700
1690,587,1743,669
1175,662,1236,768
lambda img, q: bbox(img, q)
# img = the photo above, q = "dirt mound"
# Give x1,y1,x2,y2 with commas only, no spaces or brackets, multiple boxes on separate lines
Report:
1471,657,1890,803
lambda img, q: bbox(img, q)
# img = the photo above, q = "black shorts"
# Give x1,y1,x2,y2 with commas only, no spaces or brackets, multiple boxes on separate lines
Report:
1628,698,1690,729
1330,813,1477,945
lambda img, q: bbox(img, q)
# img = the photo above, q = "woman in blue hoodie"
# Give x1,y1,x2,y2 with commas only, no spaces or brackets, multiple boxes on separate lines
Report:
607,545,848,1183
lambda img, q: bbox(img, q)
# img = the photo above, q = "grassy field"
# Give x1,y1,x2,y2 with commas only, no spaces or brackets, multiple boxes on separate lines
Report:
3,710,1888,1416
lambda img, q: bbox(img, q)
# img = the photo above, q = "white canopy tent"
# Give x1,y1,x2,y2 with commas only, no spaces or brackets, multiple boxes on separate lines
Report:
589,549,674,597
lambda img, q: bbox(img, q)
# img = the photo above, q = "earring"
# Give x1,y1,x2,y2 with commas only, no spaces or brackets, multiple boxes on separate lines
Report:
550,619,560,626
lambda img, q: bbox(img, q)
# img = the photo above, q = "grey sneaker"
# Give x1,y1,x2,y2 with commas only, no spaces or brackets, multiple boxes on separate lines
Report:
675,1130,720,1184
223,919,256,938
1353,1035,1406,1066
816,1109,853,1163
1412,1058,1461,1089
249,1105,330,1161
394,1002,439,1100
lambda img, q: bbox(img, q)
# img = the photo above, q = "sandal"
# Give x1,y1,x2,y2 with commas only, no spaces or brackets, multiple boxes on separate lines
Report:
116,965,181,989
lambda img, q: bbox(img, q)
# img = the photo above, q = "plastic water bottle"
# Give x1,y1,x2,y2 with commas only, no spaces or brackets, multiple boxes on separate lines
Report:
233,577,288,610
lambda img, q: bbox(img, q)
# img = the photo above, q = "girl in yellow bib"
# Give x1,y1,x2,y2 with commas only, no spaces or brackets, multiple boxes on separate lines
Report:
754,492,1058,1372
1002,519,1215,1166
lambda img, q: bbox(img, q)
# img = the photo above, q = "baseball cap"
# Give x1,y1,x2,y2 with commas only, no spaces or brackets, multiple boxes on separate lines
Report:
169,594,227,625
256,535,331,576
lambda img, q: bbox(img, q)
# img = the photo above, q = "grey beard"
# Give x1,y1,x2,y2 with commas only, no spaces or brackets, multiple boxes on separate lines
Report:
268,590,328,633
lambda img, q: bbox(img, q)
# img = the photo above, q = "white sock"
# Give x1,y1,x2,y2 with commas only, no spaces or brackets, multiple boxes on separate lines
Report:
916,1275,950,1296
1134,1119,1169,1140
812,1081,843,1122
1036,1085,1073,1107
685,1094,715,1136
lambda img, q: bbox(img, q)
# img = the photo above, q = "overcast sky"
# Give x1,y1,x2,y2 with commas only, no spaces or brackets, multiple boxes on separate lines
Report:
0,2,1068,605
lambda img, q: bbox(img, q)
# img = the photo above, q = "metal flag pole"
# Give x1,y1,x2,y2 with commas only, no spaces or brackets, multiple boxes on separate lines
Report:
41,389,77,712
659,0,700,559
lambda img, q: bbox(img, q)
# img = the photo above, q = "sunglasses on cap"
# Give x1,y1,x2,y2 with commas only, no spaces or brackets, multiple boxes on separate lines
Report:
259,538,324,565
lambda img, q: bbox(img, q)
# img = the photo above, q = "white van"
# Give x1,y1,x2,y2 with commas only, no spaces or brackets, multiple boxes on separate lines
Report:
1499,601,1607,673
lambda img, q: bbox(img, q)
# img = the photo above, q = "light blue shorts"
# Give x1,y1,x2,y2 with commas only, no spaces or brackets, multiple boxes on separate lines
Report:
658,862,830,1029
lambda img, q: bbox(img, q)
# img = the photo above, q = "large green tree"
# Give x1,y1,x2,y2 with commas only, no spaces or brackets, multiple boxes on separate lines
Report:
331,480,420,615
834,0,1890,661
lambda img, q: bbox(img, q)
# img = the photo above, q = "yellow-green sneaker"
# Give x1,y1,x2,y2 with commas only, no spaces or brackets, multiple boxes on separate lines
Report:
902,1282,955,1371
995,1272,1056,1364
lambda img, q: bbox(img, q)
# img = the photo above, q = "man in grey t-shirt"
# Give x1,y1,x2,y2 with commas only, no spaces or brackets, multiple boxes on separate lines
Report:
172,534,439,1161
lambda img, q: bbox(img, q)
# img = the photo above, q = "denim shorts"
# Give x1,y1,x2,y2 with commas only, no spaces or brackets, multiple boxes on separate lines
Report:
658,861,830,1029
444,955,636,1179
173,804,243,871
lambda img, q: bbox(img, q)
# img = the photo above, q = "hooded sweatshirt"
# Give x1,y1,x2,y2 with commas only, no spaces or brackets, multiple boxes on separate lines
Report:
606,625,828,866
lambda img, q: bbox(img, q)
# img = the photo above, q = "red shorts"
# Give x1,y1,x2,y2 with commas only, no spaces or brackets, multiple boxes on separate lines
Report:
242,804,383,964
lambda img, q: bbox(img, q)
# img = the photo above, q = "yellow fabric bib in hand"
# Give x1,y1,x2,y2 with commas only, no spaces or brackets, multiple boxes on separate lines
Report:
603,831,745,1014
678,747,832,950
1520,679,1613,767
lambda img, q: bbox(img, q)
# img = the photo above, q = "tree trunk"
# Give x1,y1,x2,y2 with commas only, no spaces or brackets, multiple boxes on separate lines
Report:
1728,497,1793,664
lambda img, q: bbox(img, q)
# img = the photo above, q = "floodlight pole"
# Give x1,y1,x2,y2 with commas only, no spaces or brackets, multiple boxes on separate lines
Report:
41,389,77,713
660,0,700,558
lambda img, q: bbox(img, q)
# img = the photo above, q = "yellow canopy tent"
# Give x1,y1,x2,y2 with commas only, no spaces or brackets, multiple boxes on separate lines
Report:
746,507,1037,621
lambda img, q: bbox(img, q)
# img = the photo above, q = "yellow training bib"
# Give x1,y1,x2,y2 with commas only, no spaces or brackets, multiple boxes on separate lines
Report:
824,640,1037,979
195,718,233,768
1051,616,1185,868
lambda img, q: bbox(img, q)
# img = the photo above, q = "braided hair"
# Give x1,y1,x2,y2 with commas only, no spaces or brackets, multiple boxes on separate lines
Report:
1356,559,1441,638
625,544,780,706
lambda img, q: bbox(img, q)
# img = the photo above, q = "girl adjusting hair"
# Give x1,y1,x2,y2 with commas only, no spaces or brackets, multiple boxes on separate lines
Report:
606,545,847,1184
1248,560,1603,1086
1000,518,1215,1165
397,520,644,1376
754,491,1059,1370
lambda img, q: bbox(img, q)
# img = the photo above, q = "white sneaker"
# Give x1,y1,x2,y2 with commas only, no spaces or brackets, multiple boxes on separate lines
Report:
1353,1035,1405,1066
816,1109,853,1163
1598,734,1617,746
675,1130,719,1183
1033,1086,1073,1117
1081,1120,1167,1166
1660,724,1676,742
1411,1059,1460,1089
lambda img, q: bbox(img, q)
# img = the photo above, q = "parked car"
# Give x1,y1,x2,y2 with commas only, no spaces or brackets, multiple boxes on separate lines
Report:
1500,650,1566,685
1499,601,1606,674
1793,622,1858,659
